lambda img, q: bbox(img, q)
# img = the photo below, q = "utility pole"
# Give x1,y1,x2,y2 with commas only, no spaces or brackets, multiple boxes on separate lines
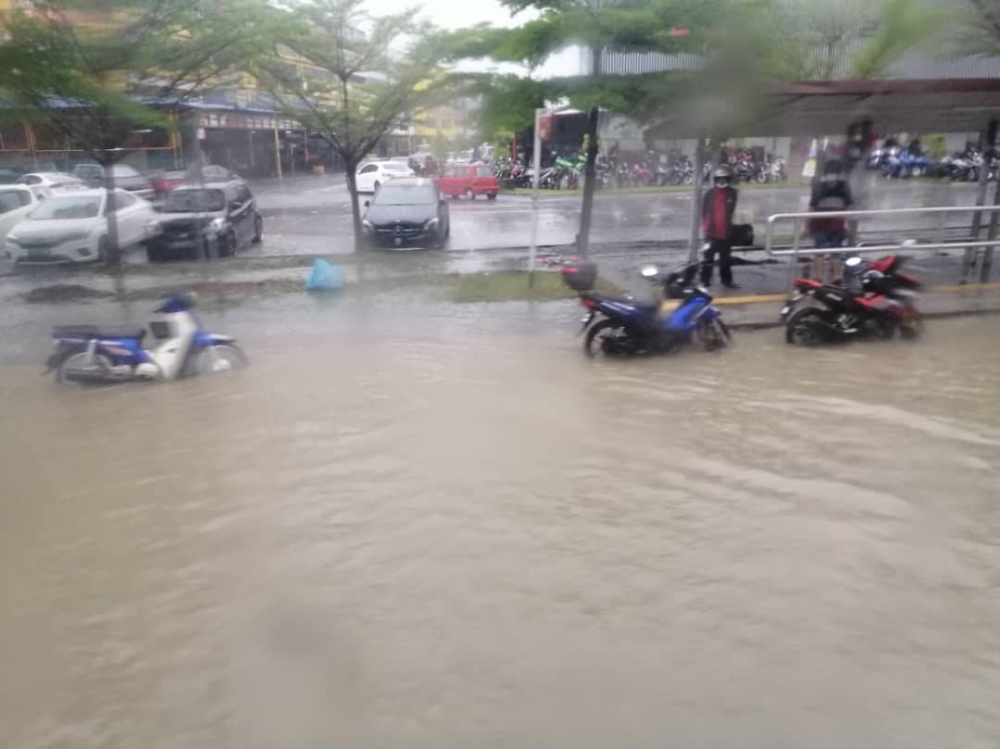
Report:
576,45,602,258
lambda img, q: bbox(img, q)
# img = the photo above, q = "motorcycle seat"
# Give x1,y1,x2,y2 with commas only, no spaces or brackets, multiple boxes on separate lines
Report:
54,325,146,341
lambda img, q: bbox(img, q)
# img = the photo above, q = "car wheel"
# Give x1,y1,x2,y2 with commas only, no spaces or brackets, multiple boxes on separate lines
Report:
486,192,497,201
373,180,380,192
97,236,109,263
252,214,264,243
146,246,160,263
464,188,475,200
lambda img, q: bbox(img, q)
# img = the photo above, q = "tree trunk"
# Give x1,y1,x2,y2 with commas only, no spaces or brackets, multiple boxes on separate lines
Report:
576,105,600,258
102,158,122,267
576,47,602,258
345,158,364,249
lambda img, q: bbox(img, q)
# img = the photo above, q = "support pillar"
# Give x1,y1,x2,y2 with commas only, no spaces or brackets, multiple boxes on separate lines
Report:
963,118,997,282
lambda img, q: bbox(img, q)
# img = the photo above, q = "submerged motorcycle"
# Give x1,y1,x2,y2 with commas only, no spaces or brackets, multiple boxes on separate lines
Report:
562,260,731,357
45,293,247,384
781,254,923,346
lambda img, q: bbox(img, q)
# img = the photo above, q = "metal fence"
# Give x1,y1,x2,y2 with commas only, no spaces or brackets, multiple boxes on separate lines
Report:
765,205,1000,287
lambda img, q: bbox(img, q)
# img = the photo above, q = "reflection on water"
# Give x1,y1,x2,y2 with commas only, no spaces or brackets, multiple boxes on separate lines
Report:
1,313,999,749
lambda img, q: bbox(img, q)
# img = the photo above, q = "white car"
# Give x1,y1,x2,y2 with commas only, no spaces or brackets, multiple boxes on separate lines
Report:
355,160,414,193
5,188,158,265
0,185,44,245
14,172,87,192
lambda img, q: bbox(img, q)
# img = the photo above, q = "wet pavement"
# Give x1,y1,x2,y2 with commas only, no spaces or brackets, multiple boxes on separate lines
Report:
245,173,987,257
2,294,1000,749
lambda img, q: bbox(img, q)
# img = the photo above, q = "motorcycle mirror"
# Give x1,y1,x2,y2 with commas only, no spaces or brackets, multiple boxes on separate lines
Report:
640,265,659,278
844,256,864,268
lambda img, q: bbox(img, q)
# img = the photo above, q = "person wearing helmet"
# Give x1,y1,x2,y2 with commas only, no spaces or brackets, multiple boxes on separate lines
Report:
700,165,740,288
808,158,853,248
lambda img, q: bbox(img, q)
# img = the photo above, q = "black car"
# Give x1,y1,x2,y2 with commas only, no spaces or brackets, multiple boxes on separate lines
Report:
145,179,263,262
360,178,450,249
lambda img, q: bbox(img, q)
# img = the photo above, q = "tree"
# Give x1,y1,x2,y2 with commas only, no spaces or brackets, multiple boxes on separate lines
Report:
945,0,999,56
769,0,942,80
0,0,276,266
255,0,449,244
442,0,749,256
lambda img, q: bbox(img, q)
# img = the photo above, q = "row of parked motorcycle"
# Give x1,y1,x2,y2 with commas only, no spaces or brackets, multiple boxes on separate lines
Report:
495,149,788,191
869,142,998,182
560,250,922,357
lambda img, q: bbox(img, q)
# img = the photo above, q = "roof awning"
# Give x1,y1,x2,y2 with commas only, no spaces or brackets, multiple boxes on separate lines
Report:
647,79,1000,138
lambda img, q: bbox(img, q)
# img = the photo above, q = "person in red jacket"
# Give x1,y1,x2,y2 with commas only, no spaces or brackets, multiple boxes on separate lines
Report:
701,166,740,288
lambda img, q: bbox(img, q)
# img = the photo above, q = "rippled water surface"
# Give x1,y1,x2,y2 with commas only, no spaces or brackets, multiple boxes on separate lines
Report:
2,311,999,749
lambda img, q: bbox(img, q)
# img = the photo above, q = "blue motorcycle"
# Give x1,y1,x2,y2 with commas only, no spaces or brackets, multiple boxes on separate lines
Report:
45,293,247,384
561,260,731,357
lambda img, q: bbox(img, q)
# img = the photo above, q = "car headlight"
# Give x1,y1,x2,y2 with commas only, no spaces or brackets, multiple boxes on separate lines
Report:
206,217,226,233
145,219,161,236
424,217,439,229
6,236,21,247
361,219,375,235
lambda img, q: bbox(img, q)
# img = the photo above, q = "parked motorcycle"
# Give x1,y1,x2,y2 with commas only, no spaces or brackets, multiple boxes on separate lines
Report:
45,293,247,384
561,261,731,357
781,255,923,346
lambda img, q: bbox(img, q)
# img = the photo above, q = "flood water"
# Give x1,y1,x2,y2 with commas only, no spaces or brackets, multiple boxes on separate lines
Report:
2,307,999,749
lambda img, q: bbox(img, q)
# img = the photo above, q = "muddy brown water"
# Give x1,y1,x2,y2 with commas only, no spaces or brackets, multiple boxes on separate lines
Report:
1,310,999,749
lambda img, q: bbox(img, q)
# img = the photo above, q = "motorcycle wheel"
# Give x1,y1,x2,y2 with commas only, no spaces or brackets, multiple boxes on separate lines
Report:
584,319,628,358
785,308,829,347
697,318,730,351
57,352,113,384
194,344,248,375
900,317,924,340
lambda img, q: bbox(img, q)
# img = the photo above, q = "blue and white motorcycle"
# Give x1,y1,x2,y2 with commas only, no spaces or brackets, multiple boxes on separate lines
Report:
562,260,731,357
45,293,247,384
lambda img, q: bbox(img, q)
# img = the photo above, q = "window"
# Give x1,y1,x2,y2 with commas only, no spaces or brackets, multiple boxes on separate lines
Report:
476,166,493,177
30,195,101,220
359,164,378,174
17,175,41,185
110,192,136,211
446,167,461,178
0,190,30,214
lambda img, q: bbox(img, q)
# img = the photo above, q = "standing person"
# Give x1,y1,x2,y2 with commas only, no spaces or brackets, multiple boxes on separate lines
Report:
807,159,853,248
700,166,740,289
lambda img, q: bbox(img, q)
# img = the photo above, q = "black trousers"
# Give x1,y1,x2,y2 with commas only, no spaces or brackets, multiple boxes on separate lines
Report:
701,238,733,285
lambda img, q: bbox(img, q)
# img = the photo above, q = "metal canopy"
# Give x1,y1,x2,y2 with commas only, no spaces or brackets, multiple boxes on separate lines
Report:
649,79,1000,138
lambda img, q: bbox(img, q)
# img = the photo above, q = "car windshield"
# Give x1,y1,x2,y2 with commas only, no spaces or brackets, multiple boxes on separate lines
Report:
373,185,437,206
29,194,101,220
163,189,226,212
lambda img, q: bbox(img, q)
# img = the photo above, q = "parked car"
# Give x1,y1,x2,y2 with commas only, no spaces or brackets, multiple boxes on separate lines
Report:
145,180,263,262
355,160,414,193
150,169,188,198
72,163,155,199
435,163,499,200
15,172,87,192
0,185,44,247
360,178,449,249
5,188,157,265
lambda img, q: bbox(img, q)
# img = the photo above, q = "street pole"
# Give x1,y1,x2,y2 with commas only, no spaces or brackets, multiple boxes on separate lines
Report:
273,119,283,179
688,135,705,263
528,107,542,288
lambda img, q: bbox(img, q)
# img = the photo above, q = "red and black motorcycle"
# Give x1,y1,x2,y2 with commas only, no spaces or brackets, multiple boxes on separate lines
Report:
781,254,923,346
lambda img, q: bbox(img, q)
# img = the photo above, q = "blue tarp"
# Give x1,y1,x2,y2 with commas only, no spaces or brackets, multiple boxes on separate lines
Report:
306,259,344,291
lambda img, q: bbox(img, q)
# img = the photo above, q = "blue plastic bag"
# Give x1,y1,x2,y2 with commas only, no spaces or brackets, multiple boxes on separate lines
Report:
306,259,345,291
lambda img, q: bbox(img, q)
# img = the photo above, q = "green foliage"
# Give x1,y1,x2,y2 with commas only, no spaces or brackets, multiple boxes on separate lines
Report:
0,0,280,162
952,0,1000,57
925,133,947,160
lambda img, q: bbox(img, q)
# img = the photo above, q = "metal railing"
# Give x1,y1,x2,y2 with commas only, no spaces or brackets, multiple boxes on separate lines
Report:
765,205,1000,286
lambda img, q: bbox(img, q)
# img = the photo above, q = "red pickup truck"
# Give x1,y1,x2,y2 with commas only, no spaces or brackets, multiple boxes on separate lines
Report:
435,163,499,200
